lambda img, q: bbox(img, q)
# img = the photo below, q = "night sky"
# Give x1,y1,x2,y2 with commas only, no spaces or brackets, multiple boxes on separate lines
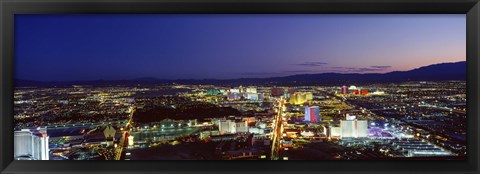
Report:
15,14,466,81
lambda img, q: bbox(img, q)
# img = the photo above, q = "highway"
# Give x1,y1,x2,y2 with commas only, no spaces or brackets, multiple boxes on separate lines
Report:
115,106,136,160
270,98,285,160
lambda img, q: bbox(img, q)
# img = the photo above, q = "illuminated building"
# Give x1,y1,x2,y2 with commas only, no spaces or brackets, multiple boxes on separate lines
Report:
287,88,296,94
227,92,241,100
230,88,240,93
341,85,349,94
300,131,314,137
235,121,249,133
271,87,284,97
304,106,321,122
219,119,249,134
200,130,220,139
239,86,245,93
345,114,356,121
289,92,313,105
361,89,369,95
128,135,134,146
220,89,228,94
207,89,222,95
248,127,265,135
340,119,368,138
371,91,385,95
103,125,116,147
258,93,265,100
188,119,197,127
352,88,368,95
353,90,360,95
243,117,256,123
330,127,341,137
246,87,257,94
14,128,49,160
219,120,236,134
219,120,234,134
305,92,313,100
392,140,452,157
256,122,267,129
245,93,259,100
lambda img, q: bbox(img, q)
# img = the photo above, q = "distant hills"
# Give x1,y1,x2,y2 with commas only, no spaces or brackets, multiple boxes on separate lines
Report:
15,61,466,87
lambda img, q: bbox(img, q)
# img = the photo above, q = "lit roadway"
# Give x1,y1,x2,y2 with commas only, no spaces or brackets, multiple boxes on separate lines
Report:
115,106,136,160
271,98,285,160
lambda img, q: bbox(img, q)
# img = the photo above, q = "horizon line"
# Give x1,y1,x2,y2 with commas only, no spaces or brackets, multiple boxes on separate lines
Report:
16,60,466,83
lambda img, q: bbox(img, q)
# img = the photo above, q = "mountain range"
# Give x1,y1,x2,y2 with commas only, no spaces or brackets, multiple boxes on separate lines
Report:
15,61,466,87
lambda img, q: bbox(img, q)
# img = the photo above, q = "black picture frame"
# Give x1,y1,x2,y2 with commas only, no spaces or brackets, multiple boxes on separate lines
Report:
1,0,479,174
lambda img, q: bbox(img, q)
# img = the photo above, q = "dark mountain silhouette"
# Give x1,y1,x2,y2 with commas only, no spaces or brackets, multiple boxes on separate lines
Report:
15,61,466,87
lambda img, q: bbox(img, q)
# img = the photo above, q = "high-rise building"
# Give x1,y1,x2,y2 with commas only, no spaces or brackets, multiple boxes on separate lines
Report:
235,121,249,133
14,128,49,160
324,126,341,138
246,87,257,94
341,85,349,94
271,87,285,97
219,120,236,134
239,86,245,93
340,119,368,138
305,92,313,100
128,135,134,146
304,106,321,122
361,89,369,95
289,92,313,105
219,120,250,134
353,90,360,95
230,88,240,93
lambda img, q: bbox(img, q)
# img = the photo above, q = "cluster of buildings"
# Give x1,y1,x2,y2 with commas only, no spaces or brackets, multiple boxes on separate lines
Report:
214,117,268,136
270,87,285,97
391,139,452,157
206,86,266,101
218,120,249,134
13,81,464,160
206,86,318,105
324,114,368,139
288,92,314,105
341,85,369,95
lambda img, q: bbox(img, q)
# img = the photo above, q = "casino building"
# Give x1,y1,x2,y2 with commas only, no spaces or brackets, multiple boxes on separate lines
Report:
340,115,368,138
14,128,49,160
304,106,321,123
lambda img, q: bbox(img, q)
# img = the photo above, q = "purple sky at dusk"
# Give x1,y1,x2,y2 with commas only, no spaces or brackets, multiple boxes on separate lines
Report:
14,14,466,81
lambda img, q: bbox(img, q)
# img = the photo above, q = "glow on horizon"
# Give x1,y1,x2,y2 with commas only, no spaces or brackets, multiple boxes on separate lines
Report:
14,14,466,81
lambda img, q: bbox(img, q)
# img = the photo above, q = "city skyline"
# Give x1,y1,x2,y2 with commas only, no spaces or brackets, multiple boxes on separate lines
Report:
13,14,467,161
15,14,465,81
14,61,466,83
